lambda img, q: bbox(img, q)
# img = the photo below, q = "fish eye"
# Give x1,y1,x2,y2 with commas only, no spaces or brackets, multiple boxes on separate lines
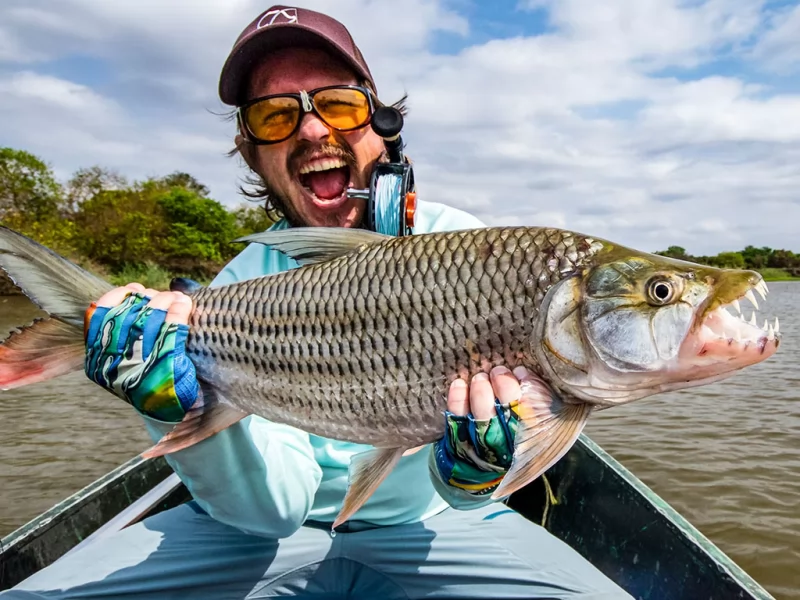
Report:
646,277,676,305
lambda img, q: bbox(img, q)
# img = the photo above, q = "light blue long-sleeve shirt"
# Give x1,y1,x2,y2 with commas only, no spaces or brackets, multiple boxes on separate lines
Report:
140,200,495,538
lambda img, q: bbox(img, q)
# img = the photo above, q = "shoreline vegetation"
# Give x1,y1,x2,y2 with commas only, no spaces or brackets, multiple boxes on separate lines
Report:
1,147,798,295
1,147,276,293
653,246,800,282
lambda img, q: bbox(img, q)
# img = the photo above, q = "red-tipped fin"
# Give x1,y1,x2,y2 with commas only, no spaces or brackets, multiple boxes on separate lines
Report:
333,447,405,529
141,384,248,458
491,372,592,500
0,318,85,390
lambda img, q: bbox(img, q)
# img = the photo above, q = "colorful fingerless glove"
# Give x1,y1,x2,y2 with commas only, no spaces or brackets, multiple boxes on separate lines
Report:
84,292,199,423
433,399,521,496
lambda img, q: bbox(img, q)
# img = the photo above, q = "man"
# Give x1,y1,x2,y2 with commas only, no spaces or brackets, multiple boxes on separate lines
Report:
3,6,631,599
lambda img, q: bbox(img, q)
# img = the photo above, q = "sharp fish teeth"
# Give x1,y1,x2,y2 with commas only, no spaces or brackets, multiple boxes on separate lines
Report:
763,318,768,331
749,312,757,326
755,284,767,302
767,325,775,341
731,299,741,314
745,290,759,310
775,317,780,333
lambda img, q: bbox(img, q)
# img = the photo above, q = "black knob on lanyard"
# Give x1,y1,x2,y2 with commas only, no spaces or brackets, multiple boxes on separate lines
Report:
371,106,405,164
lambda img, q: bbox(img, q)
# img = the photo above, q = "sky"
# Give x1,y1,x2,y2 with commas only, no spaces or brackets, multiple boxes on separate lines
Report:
1,0,799,256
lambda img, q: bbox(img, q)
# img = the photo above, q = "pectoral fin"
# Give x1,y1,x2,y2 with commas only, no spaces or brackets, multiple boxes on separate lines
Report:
334,447,405,529
491,376,592,500
141,383,248,458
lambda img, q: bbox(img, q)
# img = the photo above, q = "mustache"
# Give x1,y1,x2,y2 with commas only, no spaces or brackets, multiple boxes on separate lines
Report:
289,142,357,175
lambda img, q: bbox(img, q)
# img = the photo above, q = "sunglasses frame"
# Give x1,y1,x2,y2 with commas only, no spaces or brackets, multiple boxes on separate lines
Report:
238,84,377,145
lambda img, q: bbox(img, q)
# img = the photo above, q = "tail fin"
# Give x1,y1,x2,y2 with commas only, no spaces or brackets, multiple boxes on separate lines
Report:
0,226,112,389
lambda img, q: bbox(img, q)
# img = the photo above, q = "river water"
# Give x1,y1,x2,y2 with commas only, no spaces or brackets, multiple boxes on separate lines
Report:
0,286,798,598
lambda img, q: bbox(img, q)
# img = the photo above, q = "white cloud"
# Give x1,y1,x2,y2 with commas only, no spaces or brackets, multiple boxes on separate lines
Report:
0,71,118,113
751,2,800,72
523,0,762,66
0,0,799,256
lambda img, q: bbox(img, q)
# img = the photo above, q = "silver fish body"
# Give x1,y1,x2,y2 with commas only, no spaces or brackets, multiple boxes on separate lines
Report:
186,226,601,447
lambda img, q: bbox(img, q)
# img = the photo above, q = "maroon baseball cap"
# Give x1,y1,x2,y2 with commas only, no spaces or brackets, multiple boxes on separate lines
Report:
219,5,376,106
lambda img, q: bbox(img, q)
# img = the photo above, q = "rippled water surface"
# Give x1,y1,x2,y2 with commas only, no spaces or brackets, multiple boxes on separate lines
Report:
1,285,798,598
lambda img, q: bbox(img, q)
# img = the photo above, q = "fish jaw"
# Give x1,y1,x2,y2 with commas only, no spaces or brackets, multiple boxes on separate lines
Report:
671,275,780,380
534,258,782,407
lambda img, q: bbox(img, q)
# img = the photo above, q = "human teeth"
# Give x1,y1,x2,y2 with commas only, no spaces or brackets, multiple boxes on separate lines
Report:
298,158,346,174
731,299,741,314
745,290,759,310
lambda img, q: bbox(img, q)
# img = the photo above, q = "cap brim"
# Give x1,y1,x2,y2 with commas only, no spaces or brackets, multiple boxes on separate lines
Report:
219,26,373,105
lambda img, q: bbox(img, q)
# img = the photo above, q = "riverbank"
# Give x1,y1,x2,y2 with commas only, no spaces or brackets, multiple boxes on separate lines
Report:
759,268,800,282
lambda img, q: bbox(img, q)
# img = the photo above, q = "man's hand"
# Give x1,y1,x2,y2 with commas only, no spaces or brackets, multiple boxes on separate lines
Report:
433,365,529,496
84,283,199,422
447,365,522,422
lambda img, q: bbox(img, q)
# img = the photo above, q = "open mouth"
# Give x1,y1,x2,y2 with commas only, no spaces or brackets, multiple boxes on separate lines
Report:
694,280,780,358
297,157,351,207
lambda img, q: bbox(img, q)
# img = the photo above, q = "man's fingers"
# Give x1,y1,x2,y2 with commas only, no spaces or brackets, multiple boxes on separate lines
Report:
514,365,554,399
142,291,192,325
447,378,469,416
165,293,193,325
95,284,144,308
490,366,521,405
143,291,177,311
512,366,533,382
469,372,496,420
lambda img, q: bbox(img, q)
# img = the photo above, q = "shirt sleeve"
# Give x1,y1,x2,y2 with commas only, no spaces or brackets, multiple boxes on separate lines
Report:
138,240,320,539
141,414,321,538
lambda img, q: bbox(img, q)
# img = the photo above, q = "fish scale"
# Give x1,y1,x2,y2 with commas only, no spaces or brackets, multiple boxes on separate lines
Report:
183,227,597,447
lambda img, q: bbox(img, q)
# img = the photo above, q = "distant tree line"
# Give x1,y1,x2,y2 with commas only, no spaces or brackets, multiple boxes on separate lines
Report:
655,245,800,277
2,146,797,290
0,147,275,287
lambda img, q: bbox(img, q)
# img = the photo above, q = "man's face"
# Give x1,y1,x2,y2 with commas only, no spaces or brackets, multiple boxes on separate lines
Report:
239,47,385,228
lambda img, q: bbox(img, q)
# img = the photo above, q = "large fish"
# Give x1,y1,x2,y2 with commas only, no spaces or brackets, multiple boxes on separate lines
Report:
0,225,781,527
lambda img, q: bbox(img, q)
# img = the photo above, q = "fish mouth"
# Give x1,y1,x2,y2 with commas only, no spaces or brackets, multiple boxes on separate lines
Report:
682,278,780,365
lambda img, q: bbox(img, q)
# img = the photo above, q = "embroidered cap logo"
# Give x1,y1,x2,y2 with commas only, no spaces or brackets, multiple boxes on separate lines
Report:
257,8,299,28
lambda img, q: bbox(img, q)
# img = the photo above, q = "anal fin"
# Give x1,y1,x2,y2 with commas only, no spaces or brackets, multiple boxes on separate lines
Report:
141,383,248,458
491,375,592,500
334,447,405,529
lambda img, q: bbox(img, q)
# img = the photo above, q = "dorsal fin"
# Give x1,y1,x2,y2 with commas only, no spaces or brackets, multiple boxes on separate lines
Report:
233,227,392,266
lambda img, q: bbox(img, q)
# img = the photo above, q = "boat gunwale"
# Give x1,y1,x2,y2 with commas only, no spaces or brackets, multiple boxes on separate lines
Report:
1,456,155,551
0,436,777,599
570,434,775,600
